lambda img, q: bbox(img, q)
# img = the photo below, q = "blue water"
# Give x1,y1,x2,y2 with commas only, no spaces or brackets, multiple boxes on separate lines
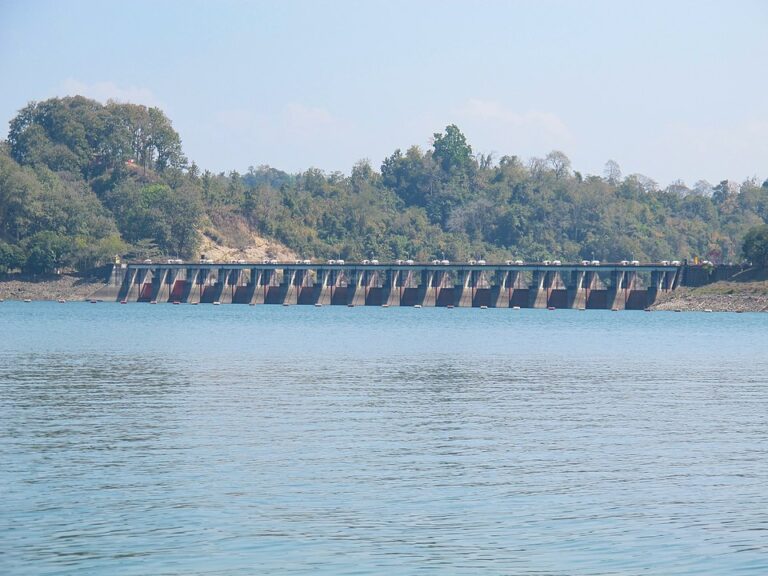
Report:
1,303,767,575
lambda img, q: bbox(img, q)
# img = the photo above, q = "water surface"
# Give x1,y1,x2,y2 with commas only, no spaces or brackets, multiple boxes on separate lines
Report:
1,303,767,574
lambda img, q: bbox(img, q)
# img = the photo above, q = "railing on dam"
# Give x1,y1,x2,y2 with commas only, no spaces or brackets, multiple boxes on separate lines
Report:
103,261,698,309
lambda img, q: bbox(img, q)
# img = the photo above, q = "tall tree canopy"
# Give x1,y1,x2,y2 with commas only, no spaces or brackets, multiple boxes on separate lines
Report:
1,97,198,273
432,124,473,174
8,97,185,179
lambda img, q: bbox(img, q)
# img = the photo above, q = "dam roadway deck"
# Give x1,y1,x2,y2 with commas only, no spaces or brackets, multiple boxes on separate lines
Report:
101,261,699,310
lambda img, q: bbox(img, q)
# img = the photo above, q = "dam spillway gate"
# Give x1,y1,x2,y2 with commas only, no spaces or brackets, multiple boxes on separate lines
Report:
107,262,687,310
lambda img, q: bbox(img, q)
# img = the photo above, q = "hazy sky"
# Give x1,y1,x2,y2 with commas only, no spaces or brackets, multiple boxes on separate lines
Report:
1,0,766,186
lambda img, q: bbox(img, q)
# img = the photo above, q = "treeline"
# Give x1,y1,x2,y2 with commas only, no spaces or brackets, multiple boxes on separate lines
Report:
0,96,201,273
1,96,767,275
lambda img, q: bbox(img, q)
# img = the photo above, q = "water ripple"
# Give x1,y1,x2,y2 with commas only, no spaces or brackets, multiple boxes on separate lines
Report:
1,304,767,574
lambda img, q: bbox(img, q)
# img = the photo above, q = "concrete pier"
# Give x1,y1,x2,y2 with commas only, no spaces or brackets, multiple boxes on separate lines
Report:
529,270,550,308
566,270,587,309
108,261,693,309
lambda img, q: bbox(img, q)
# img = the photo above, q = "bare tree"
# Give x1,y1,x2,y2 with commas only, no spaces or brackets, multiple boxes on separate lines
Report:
692,180,713,197
603,160,622,184
545,150,571,179
626,173,659,194
476,152,495,171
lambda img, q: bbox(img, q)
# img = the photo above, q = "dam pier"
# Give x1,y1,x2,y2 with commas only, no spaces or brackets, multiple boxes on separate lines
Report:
100,261,702,309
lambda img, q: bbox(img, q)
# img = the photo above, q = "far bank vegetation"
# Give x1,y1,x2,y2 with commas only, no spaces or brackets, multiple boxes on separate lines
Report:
1,96,767,277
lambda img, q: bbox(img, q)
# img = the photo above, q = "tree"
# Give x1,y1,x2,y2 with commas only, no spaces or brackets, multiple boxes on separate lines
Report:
432,124,473,174
692,180,713,197
0,241,24,273
545,150,571,179
350,159,377,193
712,180,738,204
666,179,690,197
625,173,659,194
742,224,768,267
7,97,186,179
604,160,622,184
381,146,434,207
105,181,201,258
23,231,71,274
8,97,118,177
108,102,186,173
71,233,127,271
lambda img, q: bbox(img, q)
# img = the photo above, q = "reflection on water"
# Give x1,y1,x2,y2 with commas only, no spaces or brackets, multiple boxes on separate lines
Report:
1,303,767,574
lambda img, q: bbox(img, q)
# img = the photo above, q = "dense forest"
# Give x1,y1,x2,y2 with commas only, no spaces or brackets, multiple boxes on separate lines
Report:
1,95,767,275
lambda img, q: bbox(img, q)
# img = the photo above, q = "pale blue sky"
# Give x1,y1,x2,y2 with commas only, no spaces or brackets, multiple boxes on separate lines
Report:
1,0,766,186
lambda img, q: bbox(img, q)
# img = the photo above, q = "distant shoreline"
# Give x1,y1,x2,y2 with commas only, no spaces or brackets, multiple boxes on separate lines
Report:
649,277,768,313
0,274,107,302
651,268,768,312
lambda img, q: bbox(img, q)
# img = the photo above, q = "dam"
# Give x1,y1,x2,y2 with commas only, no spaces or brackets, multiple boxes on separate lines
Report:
98,261,713,310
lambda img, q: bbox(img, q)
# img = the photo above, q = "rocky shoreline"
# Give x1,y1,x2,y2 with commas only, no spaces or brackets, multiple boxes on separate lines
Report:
650,281,768,313
0,274,108,302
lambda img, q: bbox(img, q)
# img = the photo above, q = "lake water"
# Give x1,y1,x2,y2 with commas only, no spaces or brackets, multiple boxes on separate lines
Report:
1,302,767,575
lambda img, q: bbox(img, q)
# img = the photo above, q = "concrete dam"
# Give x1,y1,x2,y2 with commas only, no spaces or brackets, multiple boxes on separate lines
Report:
97,261,730,310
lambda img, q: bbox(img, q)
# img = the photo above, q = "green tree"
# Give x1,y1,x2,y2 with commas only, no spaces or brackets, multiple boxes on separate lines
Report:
0,241,24,273
381,146,434,207
104,181,201,257
8,97,187,178
742,224,768,267
23,231,71,274
107,102,186,172
432,124,473,174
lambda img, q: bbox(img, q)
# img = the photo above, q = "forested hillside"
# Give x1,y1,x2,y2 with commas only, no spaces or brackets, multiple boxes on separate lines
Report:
1,96,767,274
